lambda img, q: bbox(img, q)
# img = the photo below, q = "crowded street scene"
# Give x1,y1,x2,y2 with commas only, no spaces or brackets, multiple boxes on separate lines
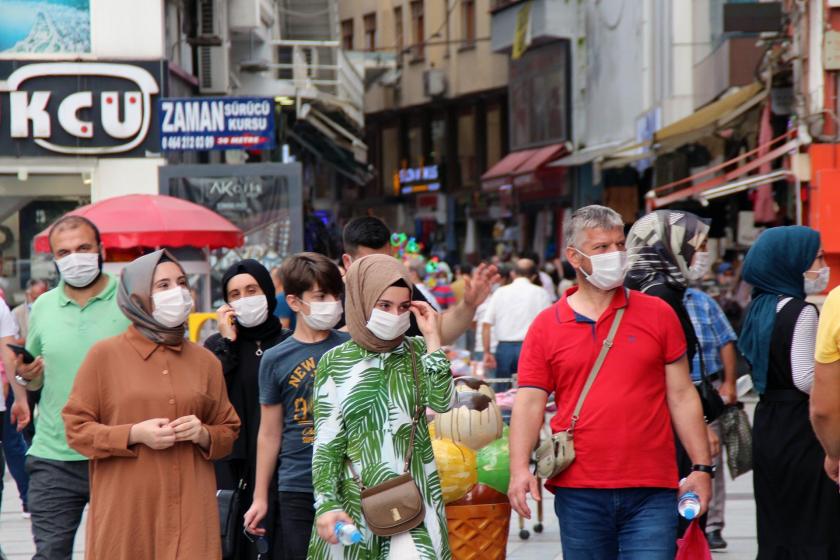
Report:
1,0,840,559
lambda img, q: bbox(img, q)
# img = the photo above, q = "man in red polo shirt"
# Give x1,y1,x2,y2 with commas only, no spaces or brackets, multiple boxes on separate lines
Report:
509,205,712,560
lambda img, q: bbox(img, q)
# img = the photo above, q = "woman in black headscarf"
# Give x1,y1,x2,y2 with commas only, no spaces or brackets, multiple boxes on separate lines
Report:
205,259,289,559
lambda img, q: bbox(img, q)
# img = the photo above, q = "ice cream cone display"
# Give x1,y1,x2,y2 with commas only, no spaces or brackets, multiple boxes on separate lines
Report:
432,437,478,504
434,377,504,451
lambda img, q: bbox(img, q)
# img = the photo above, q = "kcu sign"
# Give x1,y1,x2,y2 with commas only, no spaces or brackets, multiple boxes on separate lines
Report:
0,61,165,157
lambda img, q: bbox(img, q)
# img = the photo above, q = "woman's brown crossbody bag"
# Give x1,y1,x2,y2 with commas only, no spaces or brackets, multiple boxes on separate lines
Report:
348,343,426,537
535,307,625,479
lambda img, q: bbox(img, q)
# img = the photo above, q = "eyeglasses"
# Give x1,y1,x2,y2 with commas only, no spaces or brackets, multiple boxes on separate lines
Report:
243,528,269,557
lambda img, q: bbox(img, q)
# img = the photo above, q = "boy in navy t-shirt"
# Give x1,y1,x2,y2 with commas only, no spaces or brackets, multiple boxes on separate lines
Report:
244,253,348,559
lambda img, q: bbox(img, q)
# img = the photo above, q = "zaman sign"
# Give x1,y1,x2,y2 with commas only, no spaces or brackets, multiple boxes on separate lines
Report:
0,61,165,157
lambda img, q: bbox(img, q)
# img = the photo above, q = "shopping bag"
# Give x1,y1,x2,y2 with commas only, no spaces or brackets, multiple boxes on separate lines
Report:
720,402,753,479
675,519,712,560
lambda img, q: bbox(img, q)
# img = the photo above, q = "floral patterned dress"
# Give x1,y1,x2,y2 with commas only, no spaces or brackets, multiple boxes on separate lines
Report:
308,336,455,560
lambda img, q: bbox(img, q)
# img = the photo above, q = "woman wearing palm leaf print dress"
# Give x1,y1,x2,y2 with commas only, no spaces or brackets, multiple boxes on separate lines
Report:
309,254,455,560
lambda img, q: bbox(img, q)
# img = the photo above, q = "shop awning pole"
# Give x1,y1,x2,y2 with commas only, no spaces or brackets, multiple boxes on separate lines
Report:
795,171,803,226
645,131,799,210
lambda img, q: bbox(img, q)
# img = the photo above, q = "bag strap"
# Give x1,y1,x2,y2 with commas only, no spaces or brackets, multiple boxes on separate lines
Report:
568,306,625,433
402,341,422,474
348,340,423,487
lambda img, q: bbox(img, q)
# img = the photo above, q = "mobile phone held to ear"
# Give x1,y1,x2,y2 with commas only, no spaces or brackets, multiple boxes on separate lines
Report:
7,343,35,364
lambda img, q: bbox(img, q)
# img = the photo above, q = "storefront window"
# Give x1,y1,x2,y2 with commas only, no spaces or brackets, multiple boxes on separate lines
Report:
408,122,423,167
458,110,476,187
486,105,503,169
381,126,399,195
431,117,446,165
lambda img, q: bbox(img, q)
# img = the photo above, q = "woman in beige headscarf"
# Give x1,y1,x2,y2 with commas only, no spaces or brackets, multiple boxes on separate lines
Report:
308,254,455,560
62,249,240,559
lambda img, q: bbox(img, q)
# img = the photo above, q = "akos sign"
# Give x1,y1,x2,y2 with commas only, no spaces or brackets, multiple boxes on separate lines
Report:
159,97,275,151
0,61,164,157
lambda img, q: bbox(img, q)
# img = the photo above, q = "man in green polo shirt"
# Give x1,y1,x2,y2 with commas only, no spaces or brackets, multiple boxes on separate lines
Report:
15,215,130,560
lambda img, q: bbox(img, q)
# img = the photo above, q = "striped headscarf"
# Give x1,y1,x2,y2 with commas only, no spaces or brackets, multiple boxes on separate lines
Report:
625,210,710,292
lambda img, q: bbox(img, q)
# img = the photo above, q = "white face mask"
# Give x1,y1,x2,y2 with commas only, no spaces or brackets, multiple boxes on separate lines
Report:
366,308,411,341
804,266,830,295
575,249,628,291
687,251,712,281
152,287,193,328
300,299,343,331
230,295,268,328
55,252,101,288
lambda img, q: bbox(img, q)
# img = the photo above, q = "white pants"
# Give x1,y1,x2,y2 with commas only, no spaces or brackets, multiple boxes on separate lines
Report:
388,533,420,560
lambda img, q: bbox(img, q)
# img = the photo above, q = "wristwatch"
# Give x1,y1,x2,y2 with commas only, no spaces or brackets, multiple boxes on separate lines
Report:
691,464,715,478
14,374,30,387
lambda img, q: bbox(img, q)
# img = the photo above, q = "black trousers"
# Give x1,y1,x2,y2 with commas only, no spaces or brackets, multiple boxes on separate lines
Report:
26,456,90,560
276,491,315,560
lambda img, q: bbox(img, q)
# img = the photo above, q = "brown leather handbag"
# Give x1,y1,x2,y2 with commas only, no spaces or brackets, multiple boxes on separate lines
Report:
350,343,426,537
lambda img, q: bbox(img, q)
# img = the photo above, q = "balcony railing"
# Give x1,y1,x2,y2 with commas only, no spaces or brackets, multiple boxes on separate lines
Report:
267,39,364,125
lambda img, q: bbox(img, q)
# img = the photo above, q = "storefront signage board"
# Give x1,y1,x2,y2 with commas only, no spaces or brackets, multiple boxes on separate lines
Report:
0,60,165,157
396,164,442,195
159,96,275,152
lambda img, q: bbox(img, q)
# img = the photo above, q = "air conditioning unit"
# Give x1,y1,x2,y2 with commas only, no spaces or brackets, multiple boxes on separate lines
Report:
196,0,230,94
229,0,276,32
423,69,447,98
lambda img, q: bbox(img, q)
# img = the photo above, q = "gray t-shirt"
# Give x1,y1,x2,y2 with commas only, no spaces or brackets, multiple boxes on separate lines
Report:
258,330,350,493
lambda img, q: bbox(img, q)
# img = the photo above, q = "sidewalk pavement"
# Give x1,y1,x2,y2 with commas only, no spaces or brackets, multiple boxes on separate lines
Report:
0,470,758,559
0,483,85,559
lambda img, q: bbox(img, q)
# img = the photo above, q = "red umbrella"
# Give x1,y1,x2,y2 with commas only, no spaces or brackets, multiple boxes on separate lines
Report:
33,194,244,253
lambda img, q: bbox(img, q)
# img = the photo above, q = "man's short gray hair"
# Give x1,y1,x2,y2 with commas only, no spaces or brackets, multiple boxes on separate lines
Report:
564,205,624,248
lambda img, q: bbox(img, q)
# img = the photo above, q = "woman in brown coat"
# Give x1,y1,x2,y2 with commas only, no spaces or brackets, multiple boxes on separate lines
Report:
62,249,240,559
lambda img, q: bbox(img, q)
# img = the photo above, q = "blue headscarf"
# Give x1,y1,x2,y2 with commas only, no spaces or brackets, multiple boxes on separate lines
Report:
738,226,820,394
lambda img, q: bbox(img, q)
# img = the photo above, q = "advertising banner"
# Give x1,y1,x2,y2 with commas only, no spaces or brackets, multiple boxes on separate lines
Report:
159,96,275,152
0,0,91,56
159,163,302,304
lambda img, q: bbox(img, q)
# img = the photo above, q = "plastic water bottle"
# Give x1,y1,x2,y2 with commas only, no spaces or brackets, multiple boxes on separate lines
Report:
678,491,701,520
334,522,363,546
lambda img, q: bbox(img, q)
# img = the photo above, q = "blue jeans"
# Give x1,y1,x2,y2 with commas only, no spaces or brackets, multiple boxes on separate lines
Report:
554,487,678,560
3,390,29,506
493,341,522,392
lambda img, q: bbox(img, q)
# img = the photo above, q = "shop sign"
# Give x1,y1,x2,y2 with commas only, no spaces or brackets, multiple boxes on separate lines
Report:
0,60,164,157
159,96,275,151
396,164,441,195
509,41,569,151
159,163,303,266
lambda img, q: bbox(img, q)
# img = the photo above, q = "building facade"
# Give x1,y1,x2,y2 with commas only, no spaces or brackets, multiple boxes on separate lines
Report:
338,0,510,262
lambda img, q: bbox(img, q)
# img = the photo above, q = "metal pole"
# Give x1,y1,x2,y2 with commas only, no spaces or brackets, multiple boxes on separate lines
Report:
795,171,803,225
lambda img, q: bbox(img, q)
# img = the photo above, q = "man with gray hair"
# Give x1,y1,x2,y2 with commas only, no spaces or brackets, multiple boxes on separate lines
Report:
509,204,712,559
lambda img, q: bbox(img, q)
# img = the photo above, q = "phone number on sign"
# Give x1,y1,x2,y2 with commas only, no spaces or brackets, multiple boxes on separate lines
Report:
162,135,217,150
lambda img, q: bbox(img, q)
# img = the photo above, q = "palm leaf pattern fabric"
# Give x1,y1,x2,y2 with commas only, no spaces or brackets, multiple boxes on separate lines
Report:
308,336,456,560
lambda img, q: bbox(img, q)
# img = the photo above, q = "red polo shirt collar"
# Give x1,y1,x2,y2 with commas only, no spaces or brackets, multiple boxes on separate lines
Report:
556,286,629,323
